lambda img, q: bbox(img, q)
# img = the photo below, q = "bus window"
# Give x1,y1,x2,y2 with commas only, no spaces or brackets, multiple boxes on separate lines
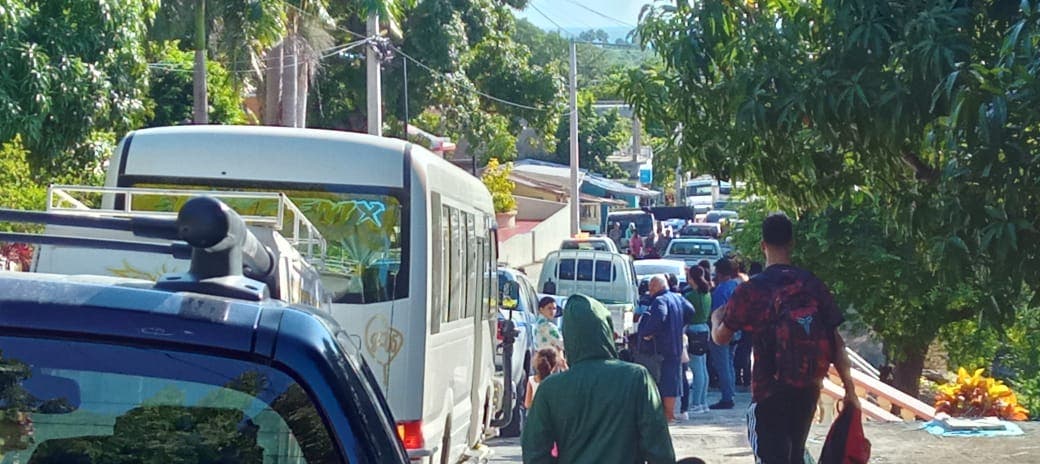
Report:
449,208,463,322
130,184,404,304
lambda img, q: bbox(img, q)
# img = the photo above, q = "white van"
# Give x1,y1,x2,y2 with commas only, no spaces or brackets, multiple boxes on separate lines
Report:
537,249,637,343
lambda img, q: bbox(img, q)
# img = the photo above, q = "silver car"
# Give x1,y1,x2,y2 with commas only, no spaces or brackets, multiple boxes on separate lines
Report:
663,238,724,269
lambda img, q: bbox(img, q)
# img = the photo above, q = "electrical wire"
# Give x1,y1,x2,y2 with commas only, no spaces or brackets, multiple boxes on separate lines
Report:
527,2,572,38
390,45,563,113
147,39,368,75
562,0,636,28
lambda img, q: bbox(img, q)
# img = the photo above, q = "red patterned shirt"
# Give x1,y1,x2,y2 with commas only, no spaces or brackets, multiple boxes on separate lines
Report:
721,264,844,402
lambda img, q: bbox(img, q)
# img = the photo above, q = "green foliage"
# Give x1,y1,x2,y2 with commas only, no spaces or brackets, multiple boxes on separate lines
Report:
940,303,1040,419
0,136,46,227
309,0,564,166
481,158,516,213
0,0,158,178
145,41,246,126
732,195,983,393
542,90,628,178
149,0,286,90
629,0,1040,387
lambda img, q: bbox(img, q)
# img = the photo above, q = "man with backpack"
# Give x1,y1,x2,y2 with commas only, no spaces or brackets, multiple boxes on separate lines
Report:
711,213,859,464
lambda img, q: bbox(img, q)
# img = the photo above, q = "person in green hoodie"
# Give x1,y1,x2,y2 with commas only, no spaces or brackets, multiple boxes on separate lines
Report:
521,293,676,464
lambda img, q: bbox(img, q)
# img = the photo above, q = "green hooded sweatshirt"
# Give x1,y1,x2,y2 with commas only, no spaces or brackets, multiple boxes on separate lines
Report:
521,294,676,464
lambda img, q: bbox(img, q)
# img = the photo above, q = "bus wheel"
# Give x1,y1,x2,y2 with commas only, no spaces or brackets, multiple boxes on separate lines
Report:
440,417,452,464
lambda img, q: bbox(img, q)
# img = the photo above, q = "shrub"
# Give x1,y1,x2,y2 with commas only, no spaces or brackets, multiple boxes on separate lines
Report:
481,158,516,213
934,368,1029,420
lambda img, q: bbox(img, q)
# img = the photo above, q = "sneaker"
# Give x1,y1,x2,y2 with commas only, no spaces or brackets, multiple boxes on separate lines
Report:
708,400,735,410
677,411,688,421
691,405,709,414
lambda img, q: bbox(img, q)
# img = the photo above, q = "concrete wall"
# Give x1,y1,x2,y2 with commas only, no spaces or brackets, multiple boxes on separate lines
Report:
499,200,571,268
516,196,565,221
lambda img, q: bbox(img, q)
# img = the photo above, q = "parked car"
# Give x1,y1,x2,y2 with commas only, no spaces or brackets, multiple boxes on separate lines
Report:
663,238,725,269
705,210,740,223
494,267,541,437
0,200,408,464
634,259,688,284
537,249,638,345
679,223,721,239
560,236,619,253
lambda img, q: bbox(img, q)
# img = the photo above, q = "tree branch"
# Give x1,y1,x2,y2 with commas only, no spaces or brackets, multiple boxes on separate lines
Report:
901,152,939,181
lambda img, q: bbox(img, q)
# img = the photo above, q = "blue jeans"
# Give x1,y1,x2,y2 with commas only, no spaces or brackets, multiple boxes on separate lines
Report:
710,339,735,403
687,324,709,407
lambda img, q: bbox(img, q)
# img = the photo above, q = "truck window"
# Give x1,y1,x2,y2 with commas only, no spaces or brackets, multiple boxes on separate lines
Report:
594,260,615,282
576,259,594,281
558,259,576,280
0,335,342,464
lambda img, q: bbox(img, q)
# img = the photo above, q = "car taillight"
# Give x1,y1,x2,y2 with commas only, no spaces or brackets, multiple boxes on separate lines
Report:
396,420,425,450
496,320,504,341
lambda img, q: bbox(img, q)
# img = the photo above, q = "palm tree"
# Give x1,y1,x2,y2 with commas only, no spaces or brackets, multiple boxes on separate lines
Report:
262,0,335,127
149,0,284,123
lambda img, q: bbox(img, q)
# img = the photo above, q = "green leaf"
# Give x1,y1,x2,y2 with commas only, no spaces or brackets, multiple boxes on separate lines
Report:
985,205,1008,221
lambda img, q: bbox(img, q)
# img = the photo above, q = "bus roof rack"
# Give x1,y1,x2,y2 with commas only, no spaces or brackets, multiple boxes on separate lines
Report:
47,185,327,264
0,197,275,301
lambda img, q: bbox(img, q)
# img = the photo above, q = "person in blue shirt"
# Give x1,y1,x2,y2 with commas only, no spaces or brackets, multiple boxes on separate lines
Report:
638,275,695,422
708,257,740,409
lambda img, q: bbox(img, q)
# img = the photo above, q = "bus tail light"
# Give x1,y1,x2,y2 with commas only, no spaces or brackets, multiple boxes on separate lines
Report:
397,420,425,450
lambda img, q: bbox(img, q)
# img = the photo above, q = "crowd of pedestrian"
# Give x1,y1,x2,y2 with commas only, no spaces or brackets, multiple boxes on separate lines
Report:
519,212,861,464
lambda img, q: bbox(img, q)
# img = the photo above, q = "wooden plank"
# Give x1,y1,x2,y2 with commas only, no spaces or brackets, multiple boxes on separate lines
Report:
830,367,936,421
821,378,903,423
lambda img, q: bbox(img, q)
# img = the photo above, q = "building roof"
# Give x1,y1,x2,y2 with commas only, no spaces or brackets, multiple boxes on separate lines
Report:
514,159,658,198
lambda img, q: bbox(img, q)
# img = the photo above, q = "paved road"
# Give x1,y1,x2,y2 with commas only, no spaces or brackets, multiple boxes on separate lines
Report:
487,390,1040,463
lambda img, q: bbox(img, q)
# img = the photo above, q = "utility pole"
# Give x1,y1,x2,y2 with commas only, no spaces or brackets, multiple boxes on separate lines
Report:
366,12,382,136
674,124,684,206
192,0,207,124
569,41,579,235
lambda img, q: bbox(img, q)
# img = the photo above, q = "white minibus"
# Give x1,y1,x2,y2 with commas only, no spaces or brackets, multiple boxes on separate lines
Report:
96,126,499,463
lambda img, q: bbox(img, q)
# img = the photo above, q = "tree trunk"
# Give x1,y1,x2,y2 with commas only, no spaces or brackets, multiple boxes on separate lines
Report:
297,60,308,127
262,42,283,125
281,34,298,127
891,347,927,398
192,0,208,124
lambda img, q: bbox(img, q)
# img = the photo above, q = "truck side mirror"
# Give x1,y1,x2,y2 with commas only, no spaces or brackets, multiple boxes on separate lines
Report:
500,281,520,310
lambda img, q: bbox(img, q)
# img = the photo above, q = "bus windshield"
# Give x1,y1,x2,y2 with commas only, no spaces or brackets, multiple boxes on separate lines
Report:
129,183,405,304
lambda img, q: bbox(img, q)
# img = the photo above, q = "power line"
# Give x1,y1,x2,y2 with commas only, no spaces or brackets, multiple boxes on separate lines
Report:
527,2,572,38
562,0,636,28
390,45,563,113
148,39,368,75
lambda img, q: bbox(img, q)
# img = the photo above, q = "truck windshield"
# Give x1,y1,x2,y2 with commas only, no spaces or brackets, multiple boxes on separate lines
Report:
0,335,340,463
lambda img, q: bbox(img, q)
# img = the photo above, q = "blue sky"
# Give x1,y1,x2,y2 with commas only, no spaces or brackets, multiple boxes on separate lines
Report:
513,0,646,32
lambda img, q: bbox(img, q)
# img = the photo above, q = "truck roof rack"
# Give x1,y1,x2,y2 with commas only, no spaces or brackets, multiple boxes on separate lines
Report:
0,197,275,301
47,185,327,265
